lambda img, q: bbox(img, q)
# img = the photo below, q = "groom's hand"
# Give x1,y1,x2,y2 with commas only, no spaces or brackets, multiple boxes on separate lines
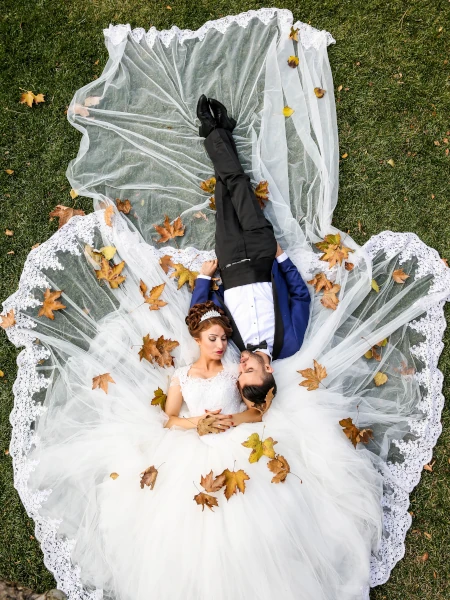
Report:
275,242,284,258
200,259,218,277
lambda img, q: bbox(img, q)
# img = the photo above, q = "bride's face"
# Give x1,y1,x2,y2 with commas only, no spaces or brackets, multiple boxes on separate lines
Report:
196,324,228,360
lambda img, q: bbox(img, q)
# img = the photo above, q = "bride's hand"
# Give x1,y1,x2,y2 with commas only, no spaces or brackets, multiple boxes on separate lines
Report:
204,409,234,431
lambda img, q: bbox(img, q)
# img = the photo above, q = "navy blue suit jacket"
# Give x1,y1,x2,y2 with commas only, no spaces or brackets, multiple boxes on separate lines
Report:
190,256,311,360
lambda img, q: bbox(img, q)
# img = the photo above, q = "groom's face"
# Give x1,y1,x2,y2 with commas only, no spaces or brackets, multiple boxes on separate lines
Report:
238,350,267,387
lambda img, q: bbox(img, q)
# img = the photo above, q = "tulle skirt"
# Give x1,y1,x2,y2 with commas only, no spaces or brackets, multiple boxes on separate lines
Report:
2,7,450,600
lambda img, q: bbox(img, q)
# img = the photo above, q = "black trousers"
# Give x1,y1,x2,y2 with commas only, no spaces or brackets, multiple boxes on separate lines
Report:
203,128,277,290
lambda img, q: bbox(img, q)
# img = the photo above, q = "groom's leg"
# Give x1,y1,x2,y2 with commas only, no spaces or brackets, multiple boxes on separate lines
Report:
204,128,270,233
213,173,247,269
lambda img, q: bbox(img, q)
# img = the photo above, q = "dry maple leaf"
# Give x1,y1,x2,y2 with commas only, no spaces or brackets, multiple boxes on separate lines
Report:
83,96,101,107
396,360,415,376
314,87,326,98
116,199,132,214
153,214,185,243
72,103,90,117
339,417,374,448
315,233,354,268
211,277,220,291
242,433,278,463
373,372,388,386
20,91,45,107
138,334,179,368
96,257,126,288
321,283,341,310
5,229,13,236
345,262,354,271
307,272,334,293
197,414,224,436
140,465,158,489
364,338,388,361
104,205,114,226
151,387,167,409
139,281,167,310
200,470,226,493
92,372,116,394
194,491,219,512
209,197,216,210
392,269,409,284
298,359,327,390
110,472,119,480
267,454,290,483
254,180,269,209
283,106,294,118
159,255,174,274
200,176,216,194
49,205,86,229
220,468,250,500
38,289,66,320
287,55,299,68
0,309,16,329
193,211,208,221
170,263,199,291
289,26,299,41
84,244,103,268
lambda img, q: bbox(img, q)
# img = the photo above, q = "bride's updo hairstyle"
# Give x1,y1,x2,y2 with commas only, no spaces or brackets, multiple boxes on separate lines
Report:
186,301,233,339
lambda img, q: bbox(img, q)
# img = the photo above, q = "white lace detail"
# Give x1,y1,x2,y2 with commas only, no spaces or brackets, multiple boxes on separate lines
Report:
364,231,450,586
103,8,336,50
2,214,450,595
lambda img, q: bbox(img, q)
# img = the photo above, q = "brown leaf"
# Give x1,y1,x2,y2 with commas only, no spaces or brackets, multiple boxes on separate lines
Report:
392,269,409,284
92,372,116,394
345,262,354,271
0,309,16,329
104,205,114,226
138,334,179,368
315,233,353,268
170,263,199,291
154,214,185,243
287,55,299,68
423,460,435,472
209,197,216,211
200,177,216,194
254,180,269,209
49,205,86,229
321,283,341,310
194,491,219,512
307,272,334,293
96,257,126,288
267,454,291,483
37,289,66,320
211,277,220,291
220,468,250,500
151,387,167,409
314,87,326,98
200,470,226,493
139,280,167,310
398,360,415,375
159,254,174,274
197,414,224,436
140,465,158,489
116,199,132,214
193,211,208,221
5,229,14,236
298,359,327,390
419,552,429,562
339,417,374,448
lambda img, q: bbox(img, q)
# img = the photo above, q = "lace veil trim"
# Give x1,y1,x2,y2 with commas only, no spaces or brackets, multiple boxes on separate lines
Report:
103,8,336,50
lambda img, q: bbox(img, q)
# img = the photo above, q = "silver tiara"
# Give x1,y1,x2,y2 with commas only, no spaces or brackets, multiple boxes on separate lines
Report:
199,309,221,323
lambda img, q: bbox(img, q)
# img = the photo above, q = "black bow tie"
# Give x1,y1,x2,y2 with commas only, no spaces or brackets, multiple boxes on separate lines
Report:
246,340,268,352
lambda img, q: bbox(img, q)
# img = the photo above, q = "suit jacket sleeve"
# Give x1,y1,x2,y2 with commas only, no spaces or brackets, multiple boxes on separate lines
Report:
277,257,311,342
190,278,225,308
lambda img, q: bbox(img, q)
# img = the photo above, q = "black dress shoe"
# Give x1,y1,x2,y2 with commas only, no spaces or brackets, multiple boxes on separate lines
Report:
196,94,217,138
208,97,237,132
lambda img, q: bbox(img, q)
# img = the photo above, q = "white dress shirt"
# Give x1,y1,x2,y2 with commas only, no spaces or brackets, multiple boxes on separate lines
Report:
197,252,288,359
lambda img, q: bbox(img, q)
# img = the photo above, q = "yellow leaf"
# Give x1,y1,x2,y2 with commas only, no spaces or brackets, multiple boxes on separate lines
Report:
0,370,4,377
287,55,299,68
220,468,250,500
5,169,14,175
100,246,117,260
170,263,198,291
314,87,326,98
341,153,348,159
69,189,78,199
374,372,388,386
387,159,395,167
242,433,278,463
110,472,119,479
282,106,294,118
371,279,379,292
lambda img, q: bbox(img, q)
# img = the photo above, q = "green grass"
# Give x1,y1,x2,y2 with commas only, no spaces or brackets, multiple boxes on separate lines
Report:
1,0,449,597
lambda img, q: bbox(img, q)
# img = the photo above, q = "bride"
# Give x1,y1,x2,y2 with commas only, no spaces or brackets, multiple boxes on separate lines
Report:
2,6,450,600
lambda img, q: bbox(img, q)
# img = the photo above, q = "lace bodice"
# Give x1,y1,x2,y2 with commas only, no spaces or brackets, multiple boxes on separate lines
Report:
170,364,244,416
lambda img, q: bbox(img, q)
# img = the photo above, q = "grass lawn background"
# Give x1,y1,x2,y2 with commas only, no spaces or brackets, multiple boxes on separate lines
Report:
1,1,449,597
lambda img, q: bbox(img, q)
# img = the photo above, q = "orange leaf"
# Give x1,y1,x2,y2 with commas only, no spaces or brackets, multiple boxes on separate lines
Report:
200,177,216,194
298,359,327,391
104,205,114,226
320,283,341,310
96,257,126,288
37,289,66,320
254,180,269,209
200,470,226,493
307,272,334,293
194,491,219,512
159,255,174,274
392,269,409,283
154,214,185,243
116,199,132,214
267,454,291,483
339,417,373,448
49,205,86,229
209,197,216,211
139,281,167,310
0,309,16,329
92,372,116,394
220,468,250,500
138,334,179,368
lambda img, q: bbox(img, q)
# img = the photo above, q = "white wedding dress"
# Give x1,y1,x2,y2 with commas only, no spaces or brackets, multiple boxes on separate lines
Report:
2,7,450,600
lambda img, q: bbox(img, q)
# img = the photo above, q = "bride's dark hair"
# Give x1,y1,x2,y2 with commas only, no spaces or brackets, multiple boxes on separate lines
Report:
186,301,232,339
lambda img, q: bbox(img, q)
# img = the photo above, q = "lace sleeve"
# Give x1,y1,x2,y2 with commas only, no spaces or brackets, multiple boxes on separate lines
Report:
169,372,181,388
169,365,188,388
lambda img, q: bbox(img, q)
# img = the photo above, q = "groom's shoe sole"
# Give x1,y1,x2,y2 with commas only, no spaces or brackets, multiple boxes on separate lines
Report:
197,94,217,138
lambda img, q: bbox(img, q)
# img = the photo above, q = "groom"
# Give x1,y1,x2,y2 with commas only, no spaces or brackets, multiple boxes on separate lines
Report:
191,95,311,404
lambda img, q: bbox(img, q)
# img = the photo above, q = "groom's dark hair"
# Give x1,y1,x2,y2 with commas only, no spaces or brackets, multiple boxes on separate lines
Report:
241,373,277,405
